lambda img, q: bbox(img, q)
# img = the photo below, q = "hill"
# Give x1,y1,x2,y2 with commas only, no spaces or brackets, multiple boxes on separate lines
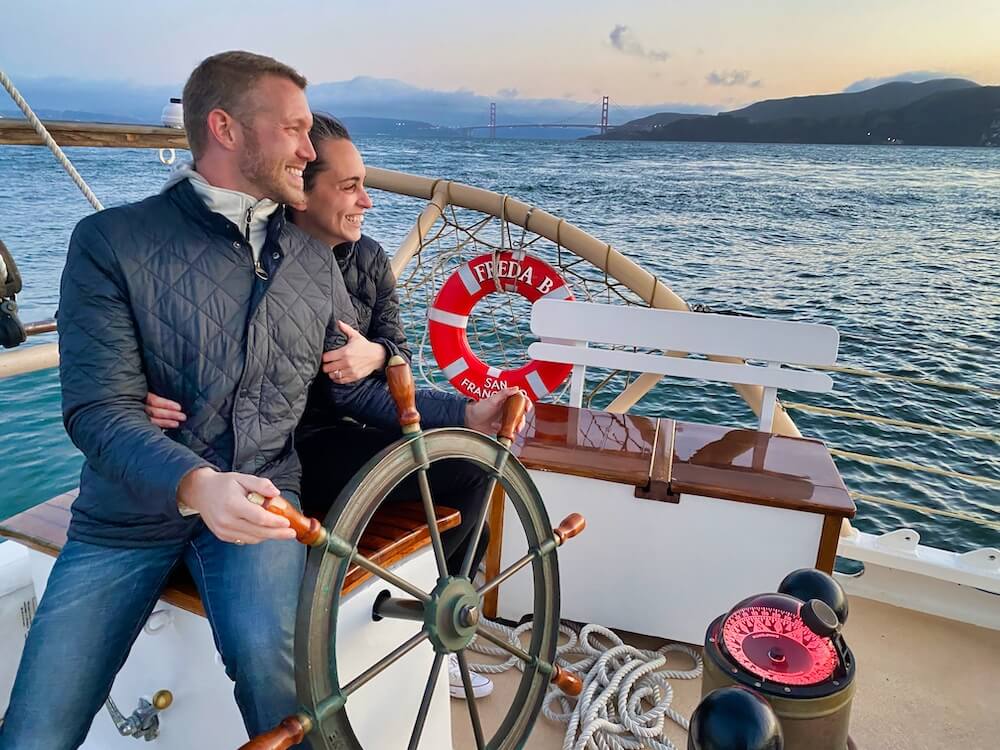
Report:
588,80,1000,147
595,112,709,140
725,78,978,123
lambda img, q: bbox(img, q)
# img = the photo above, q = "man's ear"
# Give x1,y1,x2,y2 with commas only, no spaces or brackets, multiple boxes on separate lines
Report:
205,108,240,152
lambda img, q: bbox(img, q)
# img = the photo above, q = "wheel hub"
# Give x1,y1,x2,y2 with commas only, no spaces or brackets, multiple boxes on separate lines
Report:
424,577,481,653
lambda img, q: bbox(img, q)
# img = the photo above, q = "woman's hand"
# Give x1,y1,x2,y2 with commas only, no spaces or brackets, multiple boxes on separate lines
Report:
322,321,388,384
145,392,187,429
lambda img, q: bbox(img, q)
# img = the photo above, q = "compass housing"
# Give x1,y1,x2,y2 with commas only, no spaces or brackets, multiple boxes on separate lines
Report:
705,593,856,700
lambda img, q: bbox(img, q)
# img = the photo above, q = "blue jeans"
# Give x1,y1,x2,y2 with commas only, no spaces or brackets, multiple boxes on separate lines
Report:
0,518,305,750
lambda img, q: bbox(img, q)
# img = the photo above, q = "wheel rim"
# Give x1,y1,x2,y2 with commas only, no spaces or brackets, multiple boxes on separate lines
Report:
295,427,560,750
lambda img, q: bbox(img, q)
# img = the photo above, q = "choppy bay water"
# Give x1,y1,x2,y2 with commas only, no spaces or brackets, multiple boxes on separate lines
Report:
1,138,997,553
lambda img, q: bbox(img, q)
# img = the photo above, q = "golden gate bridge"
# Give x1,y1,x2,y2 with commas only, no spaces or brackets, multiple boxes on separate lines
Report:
461,96,621,138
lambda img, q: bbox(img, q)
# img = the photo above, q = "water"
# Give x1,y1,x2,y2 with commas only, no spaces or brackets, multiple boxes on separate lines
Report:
1,139,997,553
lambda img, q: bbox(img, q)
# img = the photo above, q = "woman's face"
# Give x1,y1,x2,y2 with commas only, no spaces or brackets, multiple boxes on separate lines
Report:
293,137,372,247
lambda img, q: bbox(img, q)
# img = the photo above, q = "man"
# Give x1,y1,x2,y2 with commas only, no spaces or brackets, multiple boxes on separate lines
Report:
145,113,523,700
0,51,404,749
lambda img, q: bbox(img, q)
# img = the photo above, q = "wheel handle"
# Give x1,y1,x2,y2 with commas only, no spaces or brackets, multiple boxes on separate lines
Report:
552,665,584,696
247,493,327,547
386,354,420,432
554,513,586,545
239,714,312,750
497,390,530,446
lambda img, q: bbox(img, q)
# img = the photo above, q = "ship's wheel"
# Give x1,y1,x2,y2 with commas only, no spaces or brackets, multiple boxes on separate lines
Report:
241,357,584,750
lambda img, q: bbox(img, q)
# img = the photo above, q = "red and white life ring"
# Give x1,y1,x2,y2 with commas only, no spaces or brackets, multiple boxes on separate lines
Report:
429,252,574,400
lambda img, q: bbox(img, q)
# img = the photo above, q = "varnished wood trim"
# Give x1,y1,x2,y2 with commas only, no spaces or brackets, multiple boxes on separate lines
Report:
513,403,657,488
161,578,206,617
671,421,855,518
0,119,189,149
815,514,842,573
483,483,506,619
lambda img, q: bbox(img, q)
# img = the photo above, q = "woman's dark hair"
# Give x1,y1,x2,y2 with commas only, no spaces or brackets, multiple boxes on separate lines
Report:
302,112,351,192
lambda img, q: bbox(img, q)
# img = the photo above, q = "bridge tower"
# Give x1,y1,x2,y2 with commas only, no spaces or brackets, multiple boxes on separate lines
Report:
489,102,496,140
600,96,609,135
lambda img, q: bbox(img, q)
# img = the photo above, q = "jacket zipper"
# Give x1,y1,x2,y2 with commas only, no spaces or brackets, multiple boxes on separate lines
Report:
232,204,274,468
245,205,268,280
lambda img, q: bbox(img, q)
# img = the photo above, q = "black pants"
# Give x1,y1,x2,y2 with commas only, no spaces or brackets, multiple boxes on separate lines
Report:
297,421,490,577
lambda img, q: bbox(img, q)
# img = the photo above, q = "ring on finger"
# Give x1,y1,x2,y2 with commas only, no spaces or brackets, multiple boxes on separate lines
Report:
234,538,245,546
335,369,342,380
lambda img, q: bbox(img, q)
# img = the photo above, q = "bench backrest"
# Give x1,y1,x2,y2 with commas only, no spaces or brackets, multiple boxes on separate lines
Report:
528,299,839,431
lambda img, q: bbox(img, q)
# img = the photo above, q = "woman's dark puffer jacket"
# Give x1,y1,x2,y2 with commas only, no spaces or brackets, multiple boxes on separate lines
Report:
333,234,412,365
297,234,469,435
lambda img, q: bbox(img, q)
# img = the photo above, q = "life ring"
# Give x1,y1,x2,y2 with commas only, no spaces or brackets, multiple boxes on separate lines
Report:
429,252,574,400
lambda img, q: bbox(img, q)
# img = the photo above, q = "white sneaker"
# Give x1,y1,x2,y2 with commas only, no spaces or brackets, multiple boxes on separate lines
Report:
448,653,494,699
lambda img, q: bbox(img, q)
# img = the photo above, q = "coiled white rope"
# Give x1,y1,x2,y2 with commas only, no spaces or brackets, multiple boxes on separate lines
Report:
469,619,703,750
0,69,104,211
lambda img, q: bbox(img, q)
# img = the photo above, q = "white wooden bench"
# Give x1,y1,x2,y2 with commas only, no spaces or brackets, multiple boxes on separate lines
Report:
527,299,840,430
490,299,850,643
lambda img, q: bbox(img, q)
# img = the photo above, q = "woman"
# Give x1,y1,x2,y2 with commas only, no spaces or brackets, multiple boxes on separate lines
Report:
146,116,519,697
147,112,517,563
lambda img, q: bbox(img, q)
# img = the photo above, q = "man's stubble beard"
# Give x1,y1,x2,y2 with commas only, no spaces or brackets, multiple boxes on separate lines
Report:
238,127,306,205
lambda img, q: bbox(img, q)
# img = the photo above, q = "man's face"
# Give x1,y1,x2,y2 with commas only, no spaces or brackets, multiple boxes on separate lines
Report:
236,75,315,204
299,138,373,246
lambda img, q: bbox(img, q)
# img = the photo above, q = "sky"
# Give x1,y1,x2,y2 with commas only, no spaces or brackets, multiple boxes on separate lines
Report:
2,0,998,112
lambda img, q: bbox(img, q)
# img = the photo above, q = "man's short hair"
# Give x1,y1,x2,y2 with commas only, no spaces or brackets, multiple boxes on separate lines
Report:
303,113,352,192
182,51,308,159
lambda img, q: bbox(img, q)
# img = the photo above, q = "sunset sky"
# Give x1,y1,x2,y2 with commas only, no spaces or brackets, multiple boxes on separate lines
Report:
2,0,998,110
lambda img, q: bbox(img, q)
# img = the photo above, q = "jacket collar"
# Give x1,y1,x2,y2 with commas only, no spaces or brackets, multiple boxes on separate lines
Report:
166,179,287,245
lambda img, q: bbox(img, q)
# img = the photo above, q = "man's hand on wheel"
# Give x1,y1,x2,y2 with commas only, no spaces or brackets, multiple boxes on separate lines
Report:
178,468,295,544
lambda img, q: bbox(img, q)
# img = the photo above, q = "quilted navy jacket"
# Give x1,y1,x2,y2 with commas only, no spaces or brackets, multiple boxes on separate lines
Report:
58,180,433,546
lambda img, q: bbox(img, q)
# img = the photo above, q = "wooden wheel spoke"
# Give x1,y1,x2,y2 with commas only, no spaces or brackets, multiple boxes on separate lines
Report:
475,624,535,665
415,468,449,578
341,630,429,699
406,651,445,750
351,551,431,603
456,650,488,749
458,465,505,580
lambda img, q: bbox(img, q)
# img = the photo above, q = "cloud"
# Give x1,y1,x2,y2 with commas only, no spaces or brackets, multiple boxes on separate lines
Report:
706,70,762,88
497,87,519,98
608,25,669,62
842,70,961,93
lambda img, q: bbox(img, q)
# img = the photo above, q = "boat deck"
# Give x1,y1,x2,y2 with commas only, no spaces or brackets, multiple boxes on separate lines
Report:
454,596,1000,750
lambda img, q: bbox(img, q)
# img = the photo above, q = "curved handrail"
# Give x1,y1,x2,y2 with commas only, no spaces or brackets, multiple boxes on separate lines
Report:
363,166,801,436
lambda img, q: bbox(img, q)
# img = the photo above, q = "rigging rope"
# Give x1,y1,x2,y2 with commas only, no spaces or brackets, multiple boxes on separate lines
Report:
850,491,1000,532
783,402,999,443
810,363,1000,398
829,448,1000,488
0,70,104,211
468,619,702,750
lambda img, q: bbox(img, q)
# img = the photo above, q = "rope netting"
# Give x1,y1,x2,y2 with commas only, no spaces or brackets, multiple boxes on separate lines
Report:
394,202,650,409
